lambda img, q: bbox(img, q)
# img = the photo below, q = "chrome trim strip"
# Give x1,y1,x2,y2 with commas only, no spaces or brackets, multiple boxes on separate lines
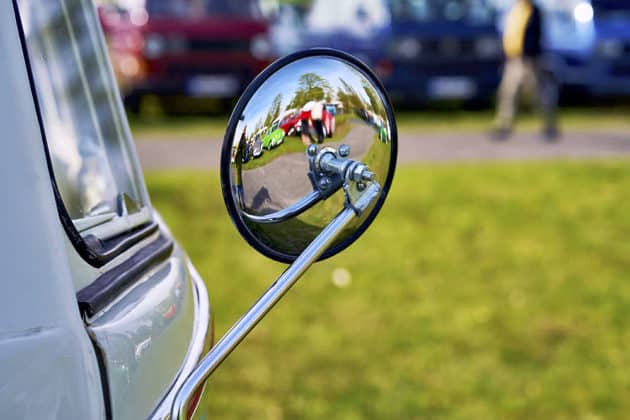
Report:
149,259,210,420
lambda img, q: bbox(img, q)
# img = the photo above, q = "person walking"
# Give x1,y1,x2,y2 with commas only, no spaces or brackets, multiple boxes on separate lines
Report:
492,0,558,141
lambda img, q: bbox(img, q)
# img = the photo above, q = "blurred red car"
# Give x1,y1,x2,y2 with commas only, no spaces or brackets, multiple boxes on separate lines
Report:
98,0,274,112
300,104,335,139
277,109,301,136
278,103,336,141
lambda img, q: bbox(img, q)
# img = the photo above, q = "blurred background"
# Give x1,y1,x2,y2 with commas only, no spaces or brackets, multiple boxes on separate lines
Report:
95,0,630,114
95,0,630,418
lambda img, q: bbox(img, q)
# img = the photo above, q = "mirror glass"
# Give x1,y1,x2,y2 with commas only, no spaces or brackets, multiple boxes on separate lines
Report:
221,51,397,262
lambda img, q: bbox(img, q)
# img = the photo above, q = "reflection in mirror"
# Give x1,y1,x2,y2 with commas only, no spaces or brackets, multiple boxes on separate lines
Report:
224,53,396,261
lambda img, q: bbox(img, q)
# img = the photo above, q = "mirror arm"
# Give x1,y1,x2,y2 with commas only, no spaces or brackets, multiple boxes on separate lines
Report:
170,181,381,420
241,190,323,224
240,144,374,225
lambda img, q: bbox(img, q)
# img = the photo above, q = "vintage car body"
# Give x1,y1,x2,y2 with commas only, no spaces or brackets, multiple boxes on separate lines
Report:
301,0,392,67
559,0,630,96
1,1,397,419
278,109,302,136
252,133,264,157
384,0,502,105
262,121,286,149
1,1,211,418
297,0,501,105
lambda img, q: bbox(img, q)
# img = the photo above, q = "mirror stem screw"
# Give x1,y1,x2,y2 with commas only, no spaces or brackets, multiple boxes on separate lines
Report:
319,177,331,190
307,144,318,157
338,144,350,157
362,170,375,182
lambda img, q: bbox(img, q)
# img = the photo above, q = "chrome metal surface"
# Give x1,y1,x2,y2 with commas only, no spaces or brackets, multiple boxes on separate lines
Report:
315,146,375,184
222,51,397,262
88,253,195,420
241,143,379,225
149,259,210,420
171,179,380,419
345,182,381,216
242,190,322,224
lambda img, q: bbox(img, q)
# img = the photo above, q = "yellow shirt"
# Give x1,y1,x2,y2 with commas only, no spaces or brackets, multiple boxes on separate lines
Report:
503,1,533,59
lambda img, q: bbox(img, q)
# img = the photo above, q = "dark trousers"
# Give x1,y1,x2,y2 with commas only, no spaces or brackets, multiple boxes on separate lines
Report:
495,57,558,132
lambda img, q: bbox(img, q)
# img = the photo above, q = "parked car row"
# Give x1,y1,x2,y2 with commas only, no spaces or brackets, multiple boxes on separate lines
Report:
97,0,630,110
356,107,390,143
238,101,340,164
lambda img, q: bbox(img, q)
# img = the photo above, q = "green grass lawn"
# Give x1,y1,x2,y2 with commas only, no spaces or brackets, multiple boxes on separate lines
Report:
147,160,630,419
130,107,630,140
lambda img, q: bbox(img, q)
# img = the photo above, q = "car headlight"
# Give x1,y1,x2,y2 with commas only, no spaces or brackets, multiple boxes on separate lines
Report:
475,36,501,58
143,33,187,58
574,1,594,23
389,37,422,60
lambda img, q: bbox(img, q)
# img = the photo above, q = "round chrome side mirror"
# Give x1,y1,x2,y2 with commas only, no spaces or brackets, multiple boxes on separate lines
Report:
173,50,397,418
220,49,397,262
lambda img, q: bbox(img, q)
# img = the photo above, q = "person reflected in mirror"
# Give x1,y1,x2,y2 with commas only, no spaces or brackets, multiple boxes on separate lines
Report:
492,0,559,142
300,100,325,145
235,124,248,164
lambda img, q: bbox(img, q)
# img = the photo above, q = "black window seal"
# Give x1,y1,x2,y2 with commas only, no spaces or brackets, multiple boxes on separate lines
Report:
77,234,174,318
12,0,152,268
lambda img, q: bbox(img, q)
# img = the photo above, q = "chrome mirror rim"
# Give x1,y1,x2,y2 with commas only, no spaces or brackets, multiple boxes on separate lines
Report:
220,48,398,263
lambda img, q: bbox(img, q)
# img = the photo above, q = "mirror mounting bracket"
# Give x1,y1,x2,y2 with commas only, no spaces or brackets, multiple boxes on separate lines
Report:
307,145,344,199
307,144,376,203
308,144,379,215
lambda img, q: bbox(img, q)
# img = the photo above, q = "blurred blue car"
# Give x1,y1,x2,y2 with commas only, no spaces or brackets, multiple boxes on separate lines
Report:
383,0,503,105
299,0,502,106
579,0,630,96
300,0,391,69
